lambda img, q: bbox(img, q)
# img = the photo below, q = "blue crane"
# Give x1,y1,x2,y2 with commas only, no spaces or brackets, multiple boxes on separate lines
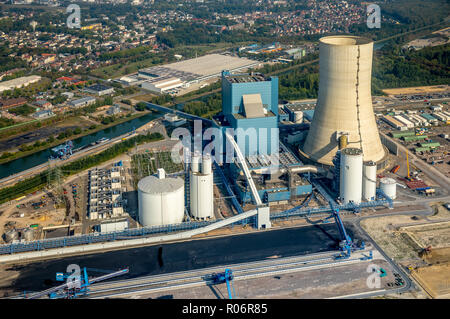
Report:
210,269,236,299
25,267,129,299
311,178,364,259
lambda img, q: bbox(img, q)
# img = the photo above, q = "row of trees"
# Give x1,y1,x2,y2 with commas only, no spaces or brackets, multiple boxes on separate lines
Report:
183,94,222,118
372,43,450,94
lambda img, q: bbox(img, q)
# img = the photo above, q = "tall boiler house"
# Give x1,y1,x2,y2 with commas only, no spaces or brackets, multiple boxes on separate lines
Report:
301,36,386,167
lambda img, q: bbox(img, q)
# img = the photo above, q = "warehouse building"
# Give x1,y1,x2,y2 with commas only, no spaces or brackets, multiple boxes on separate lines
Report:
83,84,115,96
0,97,27,109
137,54,260,89
0,75,41,93
382,115,407,130
32,109,55,119
141,77,183,93
69,96,96,108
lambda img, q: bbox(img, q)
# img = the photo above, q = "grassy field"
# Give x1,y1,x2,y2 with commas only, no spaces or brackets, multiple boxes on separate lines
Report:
131,151,184,188
90,56,162,79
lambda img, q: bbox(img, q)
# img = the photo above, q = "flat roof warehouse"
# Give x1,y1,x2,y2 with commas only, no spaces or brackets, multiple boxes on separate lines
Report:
138,53,261,84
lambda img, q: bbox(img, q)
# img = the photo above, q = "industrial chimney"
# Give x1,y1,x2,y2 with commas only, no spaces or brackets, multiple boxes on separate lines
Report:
301,36,385,166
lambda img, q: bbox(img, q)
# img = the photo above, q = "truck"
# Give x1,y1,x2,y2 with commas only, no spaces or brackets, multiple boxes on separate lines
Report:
391,165,400,174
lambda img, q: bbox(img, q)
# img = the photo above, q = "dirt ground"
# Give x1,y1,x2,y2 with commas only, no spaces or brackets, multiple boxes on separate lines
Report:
362,211,450,299
422,247,450,264
0,201,66,243
428,203,450,220
411,263,450,298
400,221,450,250
361,215,430,263
382,85,449,95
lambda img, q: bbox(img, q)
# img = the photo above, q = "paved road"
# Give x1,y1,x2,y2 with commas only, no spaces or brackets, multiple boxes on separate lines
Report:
333,200,441,299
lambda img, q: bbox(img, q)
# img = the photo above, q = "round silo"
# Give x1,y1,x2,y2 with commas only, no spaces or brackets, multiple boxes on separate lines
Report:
4,229,18,243
294,111,303,123
138,171,185,227
362,161,377,201
191,154,201,173
380,177,396,199
202,155,212,175
190,156,214,219
340,147,363,204
23,228,35,241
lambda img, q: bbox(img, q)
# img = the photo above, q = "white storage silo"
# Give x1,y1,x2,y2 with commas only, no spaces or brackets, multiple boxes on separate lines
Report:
191,154,201,173
22,228,35,241
362,161,377,201
190,155,214,219
202,155,212,175
340,147,363,204
380,177,397,199
4,229,18,243
294,111,303,123
138,169,185,227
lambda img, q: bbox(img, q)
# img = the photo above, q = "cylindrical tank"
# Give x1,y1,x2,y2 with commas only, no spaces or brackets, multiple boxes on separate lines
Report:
157,168,165,179
362,161,377,201
338,135,348,150
138,171,185,227
302,36,385,165
190,155,214,219
294,111,303,123
190,173,214,219
22,228,35,241
4,229,18,243
202,155,212,175
380,177,397,199
191,154,201,173
340,147,363,204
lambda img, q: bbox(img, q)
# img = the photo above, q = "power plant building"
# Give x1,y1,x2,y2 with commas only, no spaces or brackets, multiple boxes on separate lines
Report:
300,36,386,168
220,70,279,156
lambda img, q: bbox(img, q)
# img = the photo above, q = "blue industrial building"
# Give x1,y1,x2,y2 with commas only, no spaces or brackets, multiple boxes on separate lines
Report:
220,70,279,156
213,70,314,205
236,180,312,204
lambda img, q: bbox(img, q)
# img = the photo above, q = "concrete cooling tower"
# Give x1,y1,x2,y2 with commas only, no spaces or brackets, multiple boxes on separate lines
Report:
301,36,385,166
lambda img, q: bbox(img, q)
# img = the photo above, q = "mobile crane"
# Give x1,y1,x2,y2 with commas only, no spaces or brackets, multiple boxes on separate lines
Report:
209,269,236,299
24,267,129,299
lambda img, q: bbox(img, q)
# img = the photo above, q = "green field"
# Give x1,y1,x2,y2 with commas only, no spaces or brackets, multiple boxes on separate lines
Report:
131,151,184,188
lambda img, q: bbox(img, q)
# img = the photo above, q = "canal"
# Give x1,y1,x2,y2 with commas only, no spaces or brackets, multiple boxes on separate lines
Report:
0,112,161,180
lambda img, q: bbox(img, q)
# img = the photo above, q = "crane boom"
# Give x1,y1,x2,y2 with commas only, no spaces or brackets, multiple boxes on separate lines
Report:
25,268,129,299
406,149,410,179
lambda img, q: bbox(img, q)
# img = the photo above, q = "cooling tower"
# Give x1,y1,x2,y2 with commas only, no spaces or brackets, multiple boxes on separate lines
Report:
301,36,385,166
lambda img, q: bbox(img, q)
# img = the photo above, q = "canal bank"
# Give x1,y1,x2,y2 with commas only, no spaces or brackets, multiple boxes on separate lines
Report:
0,112,162,180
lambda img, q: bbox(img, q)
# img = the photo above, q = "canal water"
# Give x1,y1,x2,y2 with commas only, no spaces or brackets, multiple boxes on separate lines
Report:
0,112,160,180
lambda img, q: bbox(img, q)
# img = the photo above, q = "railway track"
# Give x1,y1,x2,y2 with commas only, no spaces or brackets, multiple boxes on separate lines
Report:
83,249,373,299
